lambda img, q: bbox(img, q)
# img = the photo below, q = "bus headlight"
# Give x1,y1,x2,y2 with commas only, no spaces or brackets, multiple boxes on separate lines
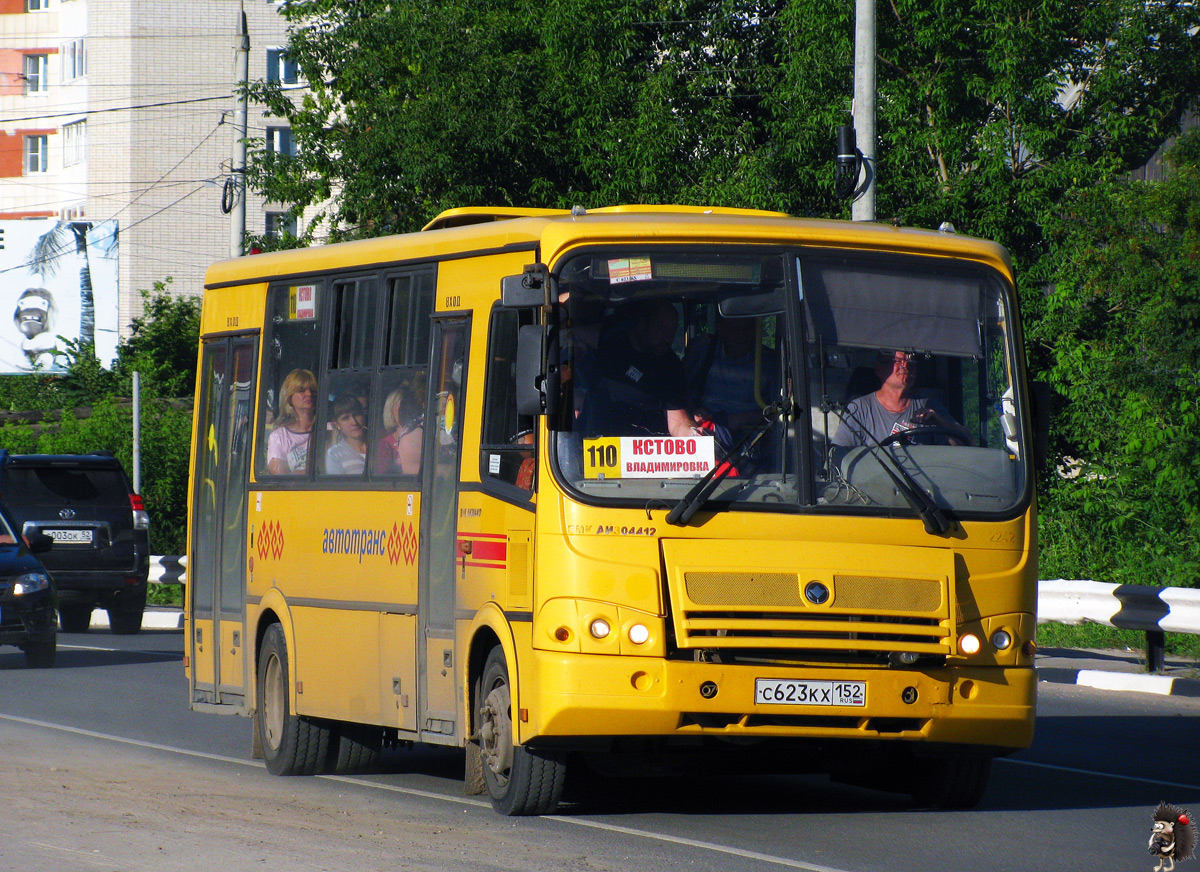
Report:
589,618,611,639
628,623,650,645
958,633,981,656
13,572,51,595
991,630,1013,651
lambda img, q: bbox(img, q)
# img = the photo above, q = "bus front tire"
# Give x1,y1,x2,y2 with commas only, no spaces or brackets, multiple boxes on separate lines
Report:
257,624,332,776
476,646,565,815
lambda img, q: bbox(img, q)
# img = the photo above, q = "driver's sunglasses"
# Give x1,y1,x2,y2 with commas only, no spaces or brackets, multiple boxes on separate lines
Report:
890,353,915,370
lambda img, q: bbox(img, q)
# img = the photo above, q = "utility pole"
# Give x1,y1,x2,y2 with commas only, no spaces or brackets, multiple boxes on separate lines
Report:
229,3,249,257
852,0,876,221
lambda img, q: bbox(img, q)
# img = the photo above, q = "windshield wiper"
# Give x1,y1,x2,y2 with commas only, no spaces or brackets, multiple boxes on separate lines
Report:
666,402,784,527
827,400,954,536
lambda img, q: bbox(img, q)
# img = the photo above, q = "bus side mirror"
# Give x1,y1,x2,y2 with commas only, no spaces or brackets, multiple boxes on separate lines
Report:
516,324,561,419
502,264,549,308
1030,379,1050,471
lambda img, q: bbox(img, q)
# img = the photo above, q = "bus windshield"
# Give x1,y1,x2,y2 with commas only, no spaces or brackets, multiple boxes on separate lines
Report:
551,246,1028,521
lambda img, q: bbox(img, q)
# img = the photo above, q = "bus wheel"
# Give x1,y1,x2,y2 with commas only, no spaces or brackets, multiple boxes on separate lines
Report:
257,624,332,776
476,646,566,815
329,723,383,774
910,754,991,810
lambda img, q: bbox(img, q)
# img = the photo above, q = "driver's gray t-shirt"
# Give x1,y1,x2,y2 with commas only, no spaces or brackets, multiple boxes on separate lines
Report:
831,392,941,447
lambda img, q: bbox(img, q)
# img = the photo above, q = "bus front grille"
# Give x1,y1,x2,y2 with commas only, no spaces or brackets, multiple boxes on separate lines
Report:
674,570,952,656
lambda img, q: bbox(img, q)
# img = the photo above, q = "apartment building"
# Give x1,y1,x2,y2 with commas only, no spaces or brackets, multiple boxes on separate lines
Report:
0,0,294,370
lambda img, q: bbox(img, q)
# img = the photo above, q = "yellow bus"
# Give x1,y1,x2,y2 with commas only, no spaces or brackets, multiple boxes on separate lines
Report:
186,205,1040,814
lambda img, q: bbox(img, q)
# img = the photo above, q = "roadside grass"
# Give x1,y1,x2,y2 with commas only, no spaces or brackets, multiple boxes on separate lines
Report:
147,584,182,607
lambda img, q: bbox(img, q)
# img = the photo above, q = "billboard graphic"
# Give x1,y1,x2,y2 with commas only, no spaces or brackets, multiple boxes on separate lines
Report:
0,219,119,374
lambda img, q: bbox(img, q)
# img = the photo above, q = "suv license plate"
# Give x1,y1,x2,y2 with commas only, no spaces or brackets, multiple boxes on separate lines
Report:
46,529,93,544
755,679,866,707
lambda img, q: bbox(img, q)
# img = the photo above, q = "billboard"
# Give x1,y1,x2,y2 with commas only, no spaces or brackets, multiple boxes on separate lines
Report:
0,219,119,374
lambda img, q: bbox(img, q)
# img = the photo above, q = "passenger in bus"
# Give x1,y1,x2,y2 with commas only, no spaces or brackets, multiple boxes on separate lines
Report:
684,315,778,445
375,383,424,475
324,394,368,475
831,350,970,447
582,299,701,438
266,368,317,474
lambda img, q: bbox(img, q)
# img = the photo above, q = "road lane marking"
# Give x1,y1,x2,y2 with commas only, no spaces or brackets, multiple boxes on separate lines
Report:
3,713,852,871
0,713,251,768
1000,757,1200,792
9,713,1199,870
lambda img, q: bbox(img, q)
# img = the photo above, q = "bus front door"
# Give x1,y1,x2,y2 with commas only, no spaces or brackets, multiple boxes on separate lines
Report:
188,336,256,712
416,317,469,744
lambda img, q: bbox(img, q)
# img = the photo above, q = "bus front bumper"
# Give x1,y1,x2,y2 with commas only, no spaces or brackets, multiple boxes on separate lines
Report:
524,651,1035,751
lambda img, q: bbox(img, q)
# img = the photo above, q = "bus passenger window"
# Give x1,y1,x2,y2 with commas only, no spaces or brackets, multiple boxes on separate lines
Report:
265,368,316,475
374,373,425,476
321,389,369,476
258,282,321,478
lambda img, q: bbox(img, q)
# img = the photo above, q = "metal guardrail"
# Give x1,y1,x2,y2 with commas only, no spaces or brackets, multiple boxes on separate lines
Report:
147,561,1191,672
148,555,187,585
1038,579,1200,673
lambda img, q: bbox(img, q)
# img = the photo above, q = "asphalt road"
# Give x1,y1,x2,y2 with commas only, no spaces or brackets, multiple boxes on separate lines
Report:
1,625,1198,872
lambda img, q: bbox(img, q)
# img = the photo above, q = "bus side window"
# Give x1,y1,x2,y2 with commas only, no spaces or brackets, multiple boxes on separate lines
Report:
481,306,535,491
373,271,434,478
257,283,322,478
374,371,426,476
316,278,376,478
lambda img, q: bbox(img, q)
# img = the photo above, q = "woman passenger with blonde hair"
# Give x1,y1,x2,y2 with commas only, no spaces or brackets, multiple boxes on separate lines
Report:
267,368,317,474
374,380,424,475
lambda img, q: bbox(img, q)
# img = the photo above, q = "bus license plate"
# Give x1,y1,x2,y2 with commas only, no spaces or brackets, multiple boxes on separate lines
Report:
755,679,866,707
46,529,92,544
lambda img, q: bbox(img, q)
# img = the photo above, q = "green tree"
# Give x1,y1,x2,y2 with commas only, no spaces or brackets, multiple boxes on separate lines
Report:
1033,130,1200,587
248,0,1200,258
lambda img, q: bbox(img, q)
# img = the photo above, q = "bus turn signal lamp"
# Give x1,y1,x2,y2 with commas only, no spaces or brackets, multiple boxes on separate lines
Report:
554,626,571,643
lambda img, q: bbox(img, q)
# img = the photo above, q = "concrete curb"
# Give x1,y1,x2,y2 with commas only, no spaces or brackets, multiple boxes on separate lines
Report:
80,608,184,631
1037,658,1200,698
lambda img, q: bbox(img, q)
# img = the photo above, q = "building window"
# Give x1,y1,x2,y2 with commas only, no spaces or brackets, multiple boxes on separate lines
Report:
266,48,300,85
62,38,86,81
25,135,48,174
63,120,86,166
266,212,297,239
266,126,296,157
26,0,49,11
23,54,48,94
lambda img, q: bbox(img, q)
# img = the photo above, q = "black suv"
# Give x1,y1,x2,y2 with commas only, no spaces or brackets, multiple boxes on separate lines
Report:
0,452,150,635
0,502,56,667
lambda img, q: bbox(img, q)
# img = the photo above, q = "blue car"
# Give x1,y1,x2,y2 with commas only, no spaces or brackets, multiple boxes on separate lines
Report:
0,503,56,668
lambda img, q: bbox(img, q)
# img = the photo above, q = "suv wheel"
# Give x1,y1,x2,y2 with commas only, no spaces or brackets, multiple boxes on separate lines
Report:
59,603,93,633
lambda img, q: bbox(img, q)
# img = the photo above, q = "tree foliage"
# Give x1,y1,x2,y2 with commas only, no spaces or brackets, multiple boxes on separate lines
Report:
1033,130,1200,586
249,0,1200,260
247,1,1200,584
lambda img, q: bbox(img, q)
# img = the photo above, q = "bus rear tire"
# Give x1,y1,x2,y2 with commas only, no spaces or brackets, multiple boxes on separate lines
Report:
910,754,991,809
476,646,565,815
257,624,332,776
329,722,383,774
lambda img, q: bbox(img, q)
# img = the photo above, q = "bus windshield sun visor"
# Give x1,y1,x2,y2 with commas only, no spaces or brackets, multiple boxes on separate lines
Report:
803,262,985,358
